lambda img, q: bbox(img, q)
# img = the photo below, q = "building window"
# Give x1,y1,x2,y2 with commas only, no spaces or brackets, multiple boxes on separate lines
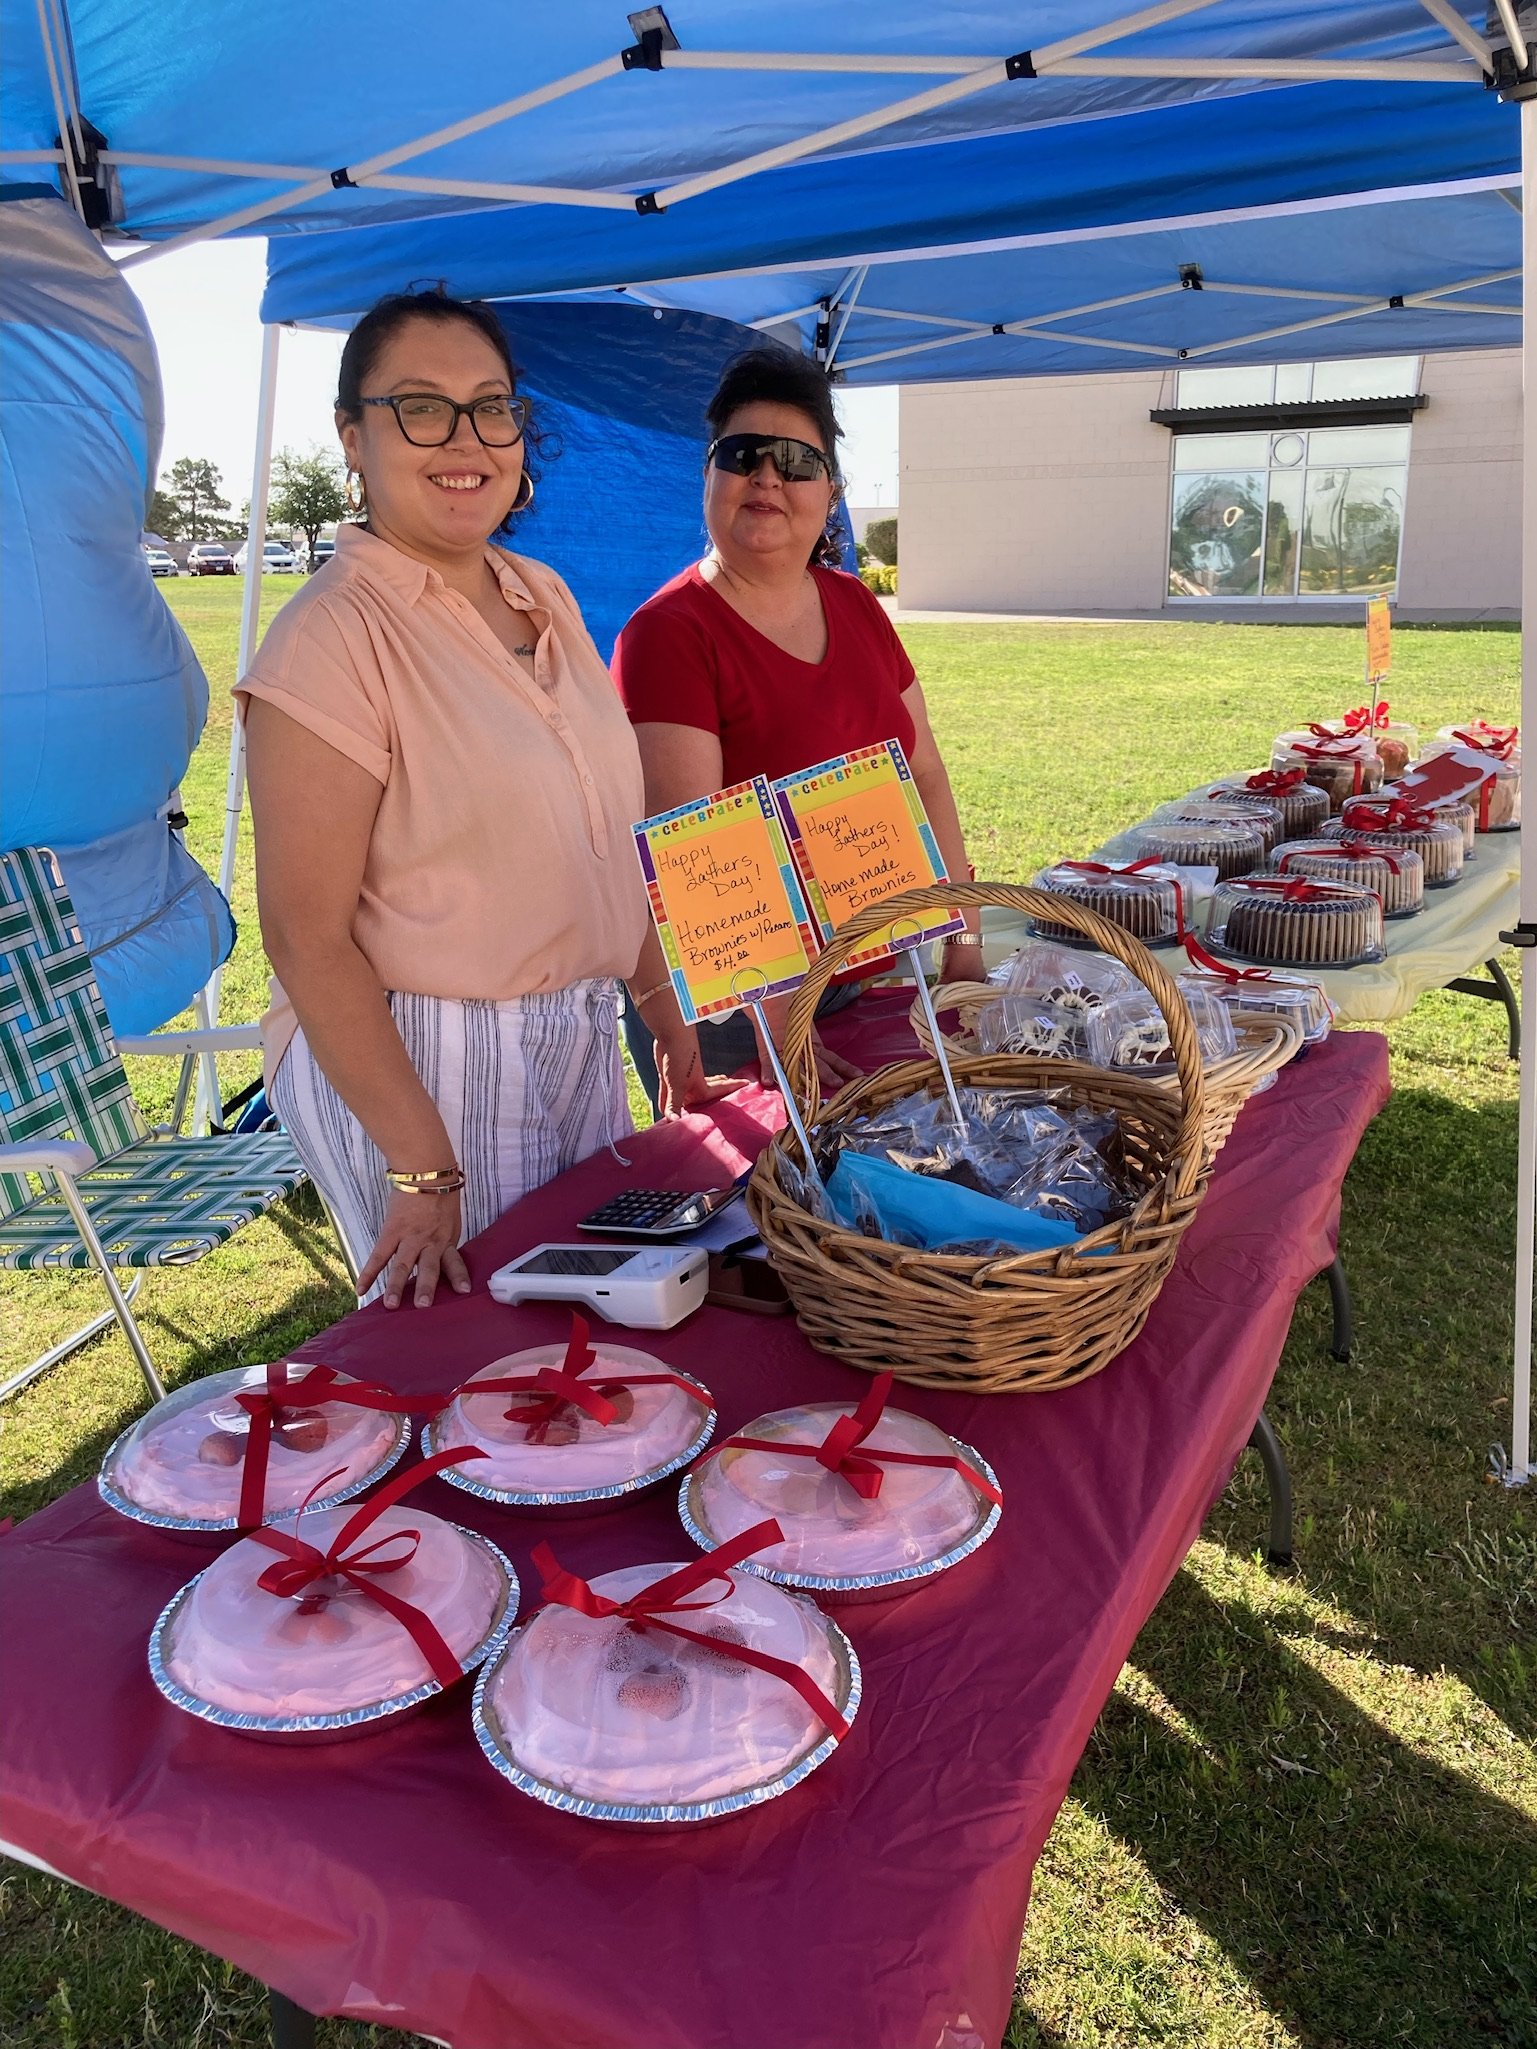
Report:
1167,364,1415,601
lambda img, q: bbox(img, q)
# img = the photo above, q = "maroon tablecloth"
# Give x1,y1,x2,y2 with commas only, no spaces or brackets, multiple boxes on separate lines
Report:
0,1005,1389,2049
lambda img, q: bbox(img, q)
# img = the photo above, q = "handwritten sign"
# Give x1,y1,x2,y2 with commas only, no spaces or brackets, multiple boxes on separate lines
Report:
1366,597,1392,685
772,740,962,968
633,778,819,1025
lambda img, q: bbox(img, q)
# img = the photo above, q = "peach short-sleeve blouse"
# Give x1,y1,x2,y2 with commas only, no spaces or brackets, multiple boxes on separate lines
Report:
235,524,648,1076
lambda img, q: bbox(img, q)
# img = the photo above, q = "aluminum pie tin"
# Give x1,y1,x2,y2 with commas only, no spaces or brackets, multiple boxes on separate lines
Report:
471,1594,860,1827
678,1434,1002,1606
98,1371,414,1539
421,1366,715,1516
146,1526,517,1743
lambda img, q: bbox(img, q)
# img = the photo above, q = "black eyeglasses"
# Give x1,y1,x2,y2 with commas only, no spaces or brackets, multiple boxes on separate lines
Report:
706,432,833,484
361,392,528,448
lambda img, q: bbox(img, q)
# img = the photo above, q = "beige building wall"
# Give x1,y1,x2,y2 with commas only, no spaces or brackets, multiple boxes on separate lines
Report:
898,350,1520,621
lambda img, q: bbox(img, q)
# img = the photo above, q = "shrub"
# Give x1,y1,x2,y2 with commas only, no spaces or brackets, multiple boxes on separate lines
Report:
864,515,898,566
860,563,898,597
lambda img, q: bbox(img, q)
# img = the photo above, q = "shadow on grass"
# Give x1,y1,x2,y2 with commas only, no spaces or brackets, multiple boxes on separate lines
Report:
1078,1571,1537,2049
1208,1081,1535,1745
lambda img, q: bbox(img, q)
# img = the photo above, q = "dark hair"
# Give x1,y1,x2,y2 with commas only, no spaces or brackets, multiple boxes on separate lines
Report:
335,289,556,537
705,345,846,569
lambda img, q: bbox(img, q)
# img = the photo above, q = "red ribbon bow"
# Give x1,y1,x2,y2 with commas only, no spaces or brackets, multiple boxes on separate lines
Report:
1181,932,1277,982
1228,876,1359,905
247,1444,487,1689
1242,768,1307,795
533,1520,849,1741
1343,702,1391,733
1340,796,1439,836
1055,857,1171,878
232,1361,454,1530
1452,725,1519,760
464,1313,712,1445
718,1371,1002,1508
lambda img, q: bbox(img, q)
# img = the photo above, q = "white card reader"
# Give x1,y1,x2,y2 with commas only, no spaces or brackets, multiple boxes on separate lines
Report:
486,1242,709,1331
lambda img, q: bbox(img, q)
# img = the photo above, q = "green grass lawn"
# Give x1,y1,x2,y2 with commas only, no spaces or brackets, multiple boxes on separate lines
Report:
2,583,1534,2048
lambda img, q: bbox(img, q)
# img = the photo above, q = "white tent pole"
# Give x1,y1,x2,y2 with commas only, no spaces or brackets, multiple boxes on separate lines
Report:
31,0,82,219
1418,0,1496,67
118,54,624,269
1509,92,1537,1486
827,267,870,367
1043,55,1481,82
41,0,85,160
192,320,281,1131
1498,0,1531,72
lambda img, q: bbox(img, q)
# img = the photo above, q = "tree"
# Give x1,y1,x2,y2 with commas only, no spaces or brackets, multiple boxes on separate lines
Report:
162,457,231,543
267,446,348,557
864,516,898,567
145,488,183,541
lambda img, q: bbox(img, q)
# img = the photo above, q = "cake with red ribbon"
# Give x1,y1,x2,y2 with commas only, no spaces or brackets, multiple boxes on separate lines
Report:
1210,876,1385,967
1171,796,1287,856
473,1527,858,1821
1028,859,1183,947
1196,772,1331,841
1123,815,1267,880
425,1315,714,1507
1272,837,1425,919
151,1452,514,1732
681,1375,1002,1598
1336,795,1466,887
101,1361,413,1532
1415,735,1520,830
1327,706,1418,779
1271,729,1385,811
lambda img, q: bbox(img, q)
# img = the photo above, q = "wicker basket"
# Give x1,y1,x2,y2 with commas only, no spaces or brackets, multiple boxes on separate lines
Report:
746,882,1210,1393
907,980,1303,1164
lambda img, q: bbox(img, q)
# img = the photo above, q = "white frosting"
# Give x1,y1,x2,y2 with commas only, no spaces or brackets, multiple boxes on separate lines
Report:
164,1504,503,1719
486,1562,843,1808
110,1363,400,1522
691,1403,988,1579
437,1345,709,1497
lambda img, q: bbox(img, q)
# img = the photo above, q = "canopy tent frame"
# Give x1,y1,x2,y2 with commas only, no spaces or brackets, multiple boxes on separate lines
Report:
14,0,1529,1483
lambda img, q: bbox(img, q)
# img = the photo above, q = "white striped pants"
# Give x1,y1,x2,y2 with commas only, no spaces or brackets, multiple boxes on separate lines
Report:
270,981,631,1295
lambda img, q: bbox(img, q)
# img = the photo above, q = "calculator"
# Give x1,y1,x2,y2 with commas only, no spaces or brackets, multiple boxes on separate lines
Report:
577,1185,744,1239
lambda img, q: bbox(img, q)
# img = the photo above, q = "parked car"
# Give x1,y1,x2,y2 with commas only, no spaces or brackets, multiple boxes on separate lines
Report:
306,537,336,575
234,538,298,574
186,542,235,576
142,547,180,578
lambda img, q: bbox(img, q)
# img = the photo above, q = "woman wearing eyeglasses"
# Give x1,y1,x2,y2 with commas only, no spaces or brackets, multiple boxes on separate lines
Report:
613,345,980,1116
236,291,674,1310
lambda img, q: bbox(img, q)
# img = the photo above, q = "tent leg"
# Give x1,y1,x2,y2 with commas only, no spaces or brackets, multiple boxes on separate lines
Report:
267,1989,316,2049
1320,1254,1352,1362
193,321,282,1133
1444,957,1521,1058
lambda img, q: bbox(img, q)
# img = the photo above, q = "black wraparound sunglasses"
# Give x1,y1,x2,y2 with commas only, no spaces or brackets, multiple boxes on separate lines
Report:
706,432,834,484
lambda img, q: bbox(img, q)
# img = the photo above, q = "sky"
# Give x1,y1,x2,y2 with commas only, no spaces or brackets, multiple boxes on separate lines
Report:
120,238,900,514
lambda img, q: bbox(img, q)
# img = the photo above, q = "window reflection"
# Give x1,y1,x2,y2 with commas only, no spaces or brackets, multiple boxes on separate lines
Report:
1168,472,1264,598
1299,466,1404,596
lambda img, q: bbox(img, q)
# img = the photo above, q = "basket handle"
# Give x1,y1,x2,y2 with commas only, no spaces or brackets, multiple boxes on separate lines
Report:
779,881,1208,1198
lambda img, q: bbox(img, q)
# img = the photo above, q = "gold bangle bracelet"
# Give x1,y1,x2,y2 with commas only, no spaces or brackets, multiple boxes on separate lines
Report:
630,980,673,1010
386,1168,465,1194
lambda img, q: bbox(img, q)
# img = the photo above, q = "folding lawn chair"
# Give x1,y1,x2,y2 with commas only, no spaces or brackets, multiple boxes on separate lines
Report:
0,847,309,1405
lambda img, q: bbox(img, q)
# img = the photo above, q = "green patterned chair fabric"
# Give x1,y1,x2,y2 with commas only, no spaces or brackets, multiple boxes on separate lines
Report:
0,849,305,1270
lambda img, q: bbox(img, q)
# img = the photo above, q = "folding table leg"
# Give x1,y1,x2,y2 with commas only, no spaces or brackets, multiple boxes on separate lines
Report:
1444,957,1521,1061
269,1988,317,2049
1246,1409,1293,1567
1322,1254,1353,1362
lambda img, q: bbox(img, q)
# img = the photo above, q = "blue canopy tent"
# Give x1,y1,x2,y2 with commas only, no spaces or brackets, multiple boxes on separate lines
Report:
2,0,1531,1482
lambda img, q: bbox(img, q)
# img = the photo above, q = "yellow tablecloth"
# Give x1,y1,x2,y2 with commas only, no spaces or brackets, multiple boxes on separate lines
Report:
977,835,1520,1026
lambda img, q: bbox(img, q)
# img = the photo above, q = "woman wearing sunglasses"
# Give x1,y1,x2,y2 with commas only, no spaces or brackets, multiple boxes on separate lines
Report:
236,290,668,1310
613,345,979,1115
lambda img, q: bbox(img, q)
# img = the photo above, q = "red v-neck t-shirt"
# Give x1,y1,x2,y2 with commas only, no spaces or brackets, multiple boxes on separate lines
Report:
611,562,917,787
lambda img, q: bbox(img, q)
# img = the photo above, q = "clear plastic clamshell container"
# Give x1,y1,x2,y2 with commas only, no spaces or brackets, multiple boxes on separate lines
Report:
1167,796,1287,856
1177,968,1334,1048
1416,740,1521,830
1271,731,1385,812
99,1362,411,1535
1335,798,1465,887
1084,978,1237,1073
679,1400,1002,1604
1208,877,1386,968
974,942,1143,1059
1028,859,1185,949
149,1505,516,1739
473,1562,859,1824
1195,775,1332,841
424,1344,715,1513
1322,715,1419,779
1122,815,1268,880
1272,836,1425,919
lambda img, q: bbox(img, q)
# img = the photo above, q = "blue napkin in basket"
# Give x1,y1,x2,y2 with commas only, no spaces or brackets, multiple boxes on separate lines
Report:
825,1150,1082,1255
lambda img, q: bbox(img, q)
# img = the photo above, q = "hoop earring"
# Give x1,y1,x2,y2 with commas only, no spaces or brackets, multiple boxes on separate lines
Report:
345,469,366,516
511,471,535,513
